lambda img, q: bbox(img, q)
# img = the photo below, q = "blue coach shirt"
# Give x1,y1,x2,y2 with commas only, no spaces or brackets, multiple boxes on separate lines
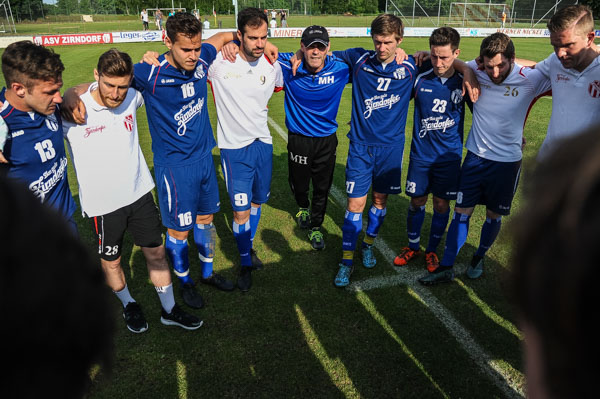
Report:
1,88,76,218
411,66,465,163
278,52,350,137
132,43,218,167
333,48,419,147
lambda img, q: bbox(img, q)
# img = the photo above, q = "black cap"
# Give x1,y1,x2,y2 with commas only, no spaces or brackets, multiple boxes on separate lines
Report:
301,25,329,47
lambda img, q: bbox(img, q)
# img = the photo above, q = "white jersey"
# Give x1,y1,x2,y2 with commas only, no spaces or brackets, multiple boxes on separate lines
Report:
536,52,600,160
63,83,155,217
208,52,283,149
467,60,551,162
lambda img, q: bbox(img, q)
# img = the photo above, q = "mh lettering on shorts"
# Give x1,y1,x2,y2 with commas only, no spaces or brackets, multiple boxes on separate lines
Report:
290,152,308,165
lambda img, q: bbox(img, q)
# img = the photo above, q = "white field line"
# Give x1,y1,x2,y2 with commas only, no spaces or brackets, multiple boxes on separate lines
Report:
268,117,524,398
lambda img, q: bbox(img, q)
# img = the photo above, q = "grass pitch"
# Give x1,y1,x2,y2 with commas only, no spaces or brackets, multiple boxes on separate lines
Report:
0,37,555,398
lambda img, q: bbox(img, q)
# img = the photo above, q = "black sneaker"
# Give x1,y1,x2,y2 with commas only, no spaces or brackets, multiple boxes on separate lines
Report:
123,302,148,334
251,249,263,270
237,266,252,292
308,228,325,250
160,304,203,330
180,282,204,309
295,208,311,229
200,272,235,291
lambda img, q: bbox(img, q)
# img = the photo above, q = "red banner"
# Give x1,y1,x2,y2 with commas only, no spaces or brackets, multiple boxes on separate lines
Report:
33,33,113,47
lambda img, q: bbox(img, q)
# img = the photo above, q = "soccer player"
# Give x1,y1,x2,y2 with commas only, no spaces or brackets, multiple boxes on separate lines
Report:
419,33,551,285
132,13,237,306
393,27,467,274
63,49,202,332
532,5,600,160
208,8,283,291
331,14,429,287
0,41,77,230
141,9,149,30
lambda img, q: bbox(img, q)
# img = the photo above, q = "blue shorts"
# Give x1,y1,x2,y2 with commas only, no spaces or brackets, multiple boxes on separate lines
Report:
405,158,461,199
220,140,272,212
155,156,220,231
456,151,521,215
345,142,404,198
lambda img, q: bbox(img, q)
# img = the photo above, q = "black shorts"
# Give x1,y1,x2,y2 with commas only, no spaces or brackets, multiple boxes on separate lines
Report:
89,192,163,261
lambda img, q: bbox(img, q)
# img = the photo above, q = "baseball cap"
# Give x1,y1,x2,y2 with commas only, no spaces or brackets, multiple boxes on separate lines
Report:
301,25,329,47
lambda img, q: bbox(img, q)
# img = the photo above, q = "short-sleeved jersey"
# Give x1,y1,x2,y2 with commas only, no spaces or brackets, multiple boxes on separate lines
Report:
466,61,551,162
278,52,350,137
208,52,283,149
536,53,600,160
132,43,218,166
63,84,155,217
334,48,419,147
411,67,465,163
0,88,76,218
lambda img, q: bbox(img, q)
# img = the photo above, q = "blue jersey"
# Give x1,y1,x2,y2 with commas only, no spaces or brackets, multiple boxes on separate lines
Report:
411,67,465,163
0,89,76,218
333,48,419,147
132,43,218,166
278,52,350,137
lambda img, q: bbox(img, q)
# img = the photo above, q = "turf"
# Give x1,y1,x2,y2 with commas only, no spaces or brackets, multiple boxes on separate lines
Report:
0,36,557,398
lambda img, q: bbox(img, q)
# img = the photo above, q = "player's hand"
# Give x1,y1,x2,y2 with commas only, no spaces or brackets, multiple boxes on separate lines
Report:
0,151,7,164
221,41,239,62
141,51,160,66
264,41,279,63
462,68,480,103
290,49,303,76
61,87,88,124
522,136,527,150
394,47,408,63
413,51,430,67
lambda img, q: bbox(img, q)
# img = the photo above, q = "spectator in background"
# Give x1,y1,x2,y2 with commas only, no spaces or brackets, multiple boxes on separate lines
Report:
141,9,149,30
270,17,277,29
511,125,600,399
0,175,114,399
155,9,163,30
203,17,210,31
280,9,287,27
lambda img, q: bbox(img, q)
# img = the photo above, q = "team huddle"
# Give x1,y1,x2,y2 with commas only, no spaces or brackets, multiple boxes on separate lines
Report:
1,5,599,334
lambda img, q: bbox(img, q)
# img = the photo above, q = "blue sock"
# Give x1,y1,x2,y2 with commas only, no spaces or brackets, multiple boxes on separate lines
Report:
440,212,471,267
475,217,502,258
426,209,450,253
233,220,252,267
406,205,425,250
363,205,386,248
341,210,362,267
249,205,261,247
194,223,216,279
165,233,193,284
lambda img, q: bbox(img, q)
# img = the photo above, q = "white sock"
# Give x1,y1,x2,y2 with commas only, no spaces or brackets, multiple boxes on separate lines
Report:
155,283,175,313
114,284,135,308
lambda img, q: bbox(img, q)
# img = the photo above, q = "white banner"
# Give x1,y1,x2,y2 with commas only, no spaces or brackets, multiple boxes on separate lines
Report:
112,30,164,43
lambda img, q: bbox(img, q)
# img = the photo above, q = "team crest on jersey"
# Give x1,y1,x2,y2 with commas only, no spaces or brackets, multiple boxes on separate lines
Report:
393,67,406,80
45,114,59,132
451,88,463,104
588,80,600,98
194,64,205,79
124,114,134,132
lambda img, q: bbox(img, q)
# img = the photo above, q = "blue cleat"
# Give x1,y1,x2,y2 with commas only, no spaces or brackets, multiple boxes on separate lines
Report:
362,245,376,268
334,263,353,287
466,257,484,279
418,268,454,285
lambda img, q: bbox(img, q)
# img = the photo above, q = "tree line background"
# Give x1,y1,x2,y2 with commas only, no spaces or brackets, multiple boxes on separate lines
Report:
6,0,600,24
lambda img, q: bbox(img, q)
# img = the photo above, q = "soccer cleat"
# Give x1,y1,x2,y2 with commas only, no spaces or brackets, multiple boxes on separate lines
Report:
418,268,454,286
362,245,376,268
180,282,204,309
295,208,311,229
251,249,263,270
200,272,235,291
308,228,325,250
123,302,148,334
393,247,421,267
467,257,484,279
237,266,252,292
425,252,440,273
334,263,353,287
160,304,203,330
